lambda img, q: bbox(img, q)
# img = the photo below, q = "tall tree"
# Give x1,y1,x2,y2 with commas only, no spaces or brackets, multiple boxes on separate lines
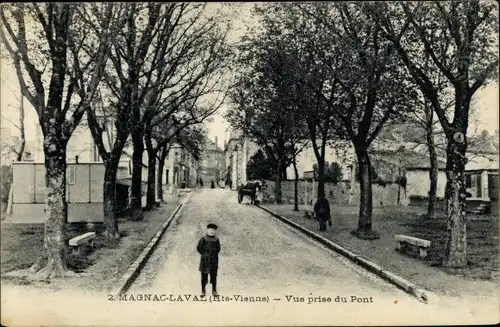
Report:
226,37,306,204
129,3,232,219
258,3,347,201
371,1,498,266
86,89,129,238
144,95,222,210
0,3,120,276
296,3,418,239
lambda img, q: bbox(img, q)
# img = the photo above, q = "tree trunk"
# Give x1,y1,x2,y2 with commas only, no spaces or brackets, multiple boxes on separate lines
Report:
16,94,25,162
103,158,120,238
443,138,468,267
353,146,378,240
145,153,157,211
427,136,438,219
275,160,283,204
30,136,75,277
442,129,468,268
317,157,326,199
441,80,470,268
130,136,144,221
157,151,167,202
424,99,438,219
293,159,299,211
282,168,287,181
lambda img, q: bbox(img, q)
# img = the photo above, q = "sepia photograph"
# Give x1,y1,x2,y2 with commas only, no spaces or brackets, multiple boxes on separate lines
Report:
1,2,499,326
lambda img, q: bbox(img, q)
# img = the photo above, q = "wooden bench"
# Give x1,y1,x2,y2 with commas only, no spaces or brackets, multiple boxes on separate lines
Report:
394,234,431,259
69,232,96,255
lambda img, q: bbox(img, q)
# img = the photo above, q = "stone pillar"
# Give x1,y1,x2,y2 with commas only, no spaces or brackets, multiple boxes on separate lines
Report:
242,138,248,184
231,151,238,190
482,170,489,200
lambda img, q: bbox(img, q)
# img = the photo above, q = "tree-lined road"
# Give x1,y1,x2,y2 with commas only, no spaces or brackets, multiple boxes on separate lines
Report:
132,189,413,300
126,189,496,325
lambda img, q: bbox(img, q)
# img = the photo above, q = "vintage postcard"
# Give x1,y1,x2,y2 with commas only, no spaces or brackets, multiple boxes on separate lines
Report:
1,2,499,326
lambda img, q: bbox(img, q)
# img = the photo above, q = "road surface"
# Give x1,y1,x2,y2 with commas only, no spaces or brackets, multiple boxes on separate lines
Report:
127,188,499,325
132,189,411,298
2,189,496,326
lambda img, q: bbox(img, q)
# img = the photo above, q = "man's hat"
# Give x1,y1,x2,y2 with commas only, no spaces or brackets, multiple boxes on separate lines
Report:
207,223,218,230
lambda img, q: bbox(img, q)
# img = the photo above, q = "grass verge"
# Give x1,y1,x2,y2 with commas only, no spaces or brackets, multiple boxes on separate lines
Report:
262,204,498,298
1,197,179,292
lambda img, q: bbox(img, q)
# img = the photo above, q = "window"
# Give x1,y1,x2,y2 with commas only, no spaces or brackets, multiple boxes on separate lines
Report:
67,166,76,185
346,169,351,181
465,175,472,188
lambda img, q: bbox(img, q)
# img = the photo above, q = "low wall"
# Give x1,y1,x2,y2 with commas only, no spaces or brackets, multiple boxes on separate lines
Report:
408,196,446,211
9,203,103,224
8,196,148,224
261,180,406,207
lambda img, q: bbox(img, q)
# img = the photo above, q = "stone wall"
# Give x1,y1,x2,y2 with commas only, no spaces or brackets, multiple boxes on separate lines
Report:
261,179,405,207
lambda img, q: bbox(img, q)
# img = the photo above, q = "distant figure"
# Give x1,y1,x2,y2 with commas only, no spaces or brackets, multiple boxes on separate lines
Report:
211,180,215,189
314,196,332,231
200,178,204,188
197,223,221,298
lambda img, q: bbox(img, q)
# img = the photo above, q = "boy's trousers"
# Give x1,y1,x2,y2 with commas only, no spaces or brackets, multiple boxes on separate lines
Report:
201,270,217,292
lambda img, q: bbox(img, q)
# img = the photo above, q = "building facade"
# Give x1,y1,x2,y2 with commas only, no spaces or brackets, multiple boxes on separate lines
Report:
198,136,224,186
163,142,199,189
224,130,259,190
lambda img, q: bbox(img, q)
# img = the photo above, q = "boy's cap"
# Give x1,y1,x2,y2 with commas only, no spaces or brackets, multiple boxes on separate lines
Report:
207,223,218,230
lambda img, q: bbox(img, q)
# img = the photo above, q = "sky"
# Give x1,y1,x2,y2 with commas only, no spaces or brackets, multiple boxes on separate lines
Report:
1,3,499,152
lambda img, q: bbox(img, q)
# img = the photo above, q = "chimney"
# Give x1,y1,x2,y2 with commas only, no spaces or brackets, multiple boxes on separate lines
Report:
215,136,218,149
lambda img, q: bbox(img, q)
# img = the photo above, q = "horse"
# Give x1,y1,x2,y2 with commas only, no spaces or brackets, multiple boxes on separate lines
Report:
237,181,262,205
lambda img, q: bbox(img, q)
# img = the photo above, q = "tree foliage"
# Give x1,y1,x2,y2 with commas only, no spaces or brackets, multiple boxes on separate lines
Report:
225,21,306,203
313,162,343,184
246,149,276,181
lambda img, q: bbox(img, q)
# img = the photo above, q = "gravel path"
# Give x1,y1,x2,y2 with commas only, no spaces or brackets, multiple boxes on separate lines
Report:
132,188,411,300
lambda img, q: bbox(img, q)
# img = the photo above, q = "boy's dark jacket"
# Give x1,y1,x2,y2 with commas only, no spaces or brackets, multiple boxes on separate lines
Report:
197,235,221,273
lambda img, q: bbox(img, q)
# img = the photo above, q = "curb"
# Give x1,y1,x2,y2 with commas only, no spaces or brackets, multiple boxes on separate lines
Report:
113,194,191,296
257,204,431,304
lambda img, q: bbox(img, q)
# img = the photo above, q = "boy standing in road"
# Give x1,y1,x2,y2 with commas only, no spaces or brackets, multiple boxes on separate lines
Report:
197,223,221,297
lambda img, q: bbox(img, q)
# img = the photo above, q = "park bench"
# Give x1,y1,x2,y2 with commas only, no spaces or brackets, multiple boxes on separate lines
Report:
394,234,431,259
69,232,96,255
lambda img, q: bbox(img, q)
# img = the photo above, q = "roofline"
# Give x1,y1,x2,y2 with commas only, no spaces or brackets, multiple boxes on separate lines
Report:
465,168,499,173
406,167,447,171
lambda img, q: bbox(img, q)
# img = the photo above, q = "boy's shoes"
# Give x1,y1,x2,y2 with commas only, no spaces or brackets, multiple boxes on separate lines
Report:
212,291,219,297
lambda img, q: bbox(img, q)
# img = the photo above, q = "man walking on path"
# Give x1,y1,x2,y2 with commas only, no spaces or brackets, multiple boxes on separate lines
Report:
314,196,332,231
